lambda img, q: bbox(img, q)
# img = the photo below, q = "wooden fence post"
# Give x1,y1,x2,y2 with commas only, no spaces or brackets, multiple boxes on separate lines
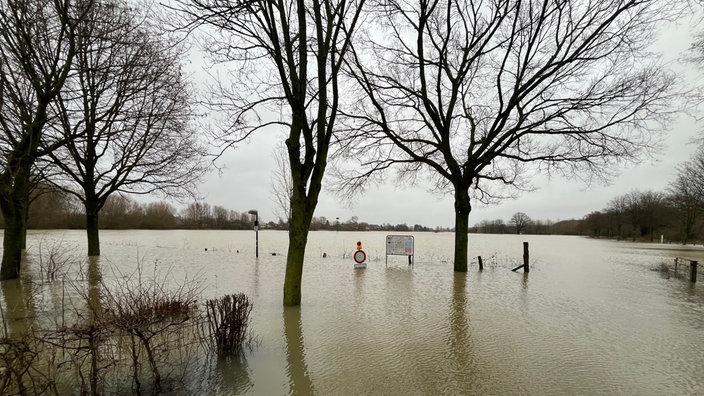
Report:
523,242,530,273
478,256,483,271
690,261,698,283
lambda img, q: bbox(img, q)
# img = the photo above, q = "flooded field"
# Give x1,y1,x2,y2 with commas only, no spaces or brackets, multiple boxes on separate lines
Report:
3,230,704,394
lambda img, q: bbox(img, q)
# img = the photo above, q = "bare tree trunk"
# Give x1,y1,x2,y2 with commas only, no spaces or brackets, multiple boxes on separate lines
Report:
20,203,28,250
453,188,471,272
0,165,31,280
0,214,24,280
85,198,101,256
283,193,315,306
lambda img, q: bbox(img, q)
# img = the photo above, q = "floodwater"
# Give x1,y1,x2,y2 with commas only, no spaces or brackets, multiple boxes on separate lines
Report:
3,229,704,395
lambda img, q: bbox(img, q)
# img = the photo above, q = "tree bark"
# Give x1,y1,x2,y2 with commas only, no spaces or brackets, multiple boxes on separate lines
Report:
283,193,314,306
85,198,101,256
20,204,28,250
453,188,471,272
0,164,31,280
0,213,24,280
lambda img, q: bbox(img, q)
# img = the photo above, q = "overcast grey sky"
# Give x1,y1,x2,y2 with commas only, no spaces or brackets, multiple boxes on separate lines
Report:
191,14,703,229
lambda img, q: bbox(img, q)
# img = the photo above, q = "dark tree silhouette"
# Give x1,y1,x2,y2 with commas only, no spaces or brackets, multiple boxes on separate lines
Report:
177,0,366,305
0,0,91,279
340,0,682,271
669,150,704,244
41,0,207,256
509,212,531,235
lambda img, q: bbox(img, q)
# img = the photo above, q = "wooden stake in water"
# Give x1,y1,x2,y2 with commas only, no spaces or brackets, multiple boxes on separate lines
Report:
511,242,530,273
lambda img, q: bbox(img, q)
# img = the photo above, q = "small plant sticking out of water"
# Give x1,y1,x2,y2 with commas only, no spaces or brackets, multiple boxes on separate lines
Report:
36,236,76,282
205,293,254,356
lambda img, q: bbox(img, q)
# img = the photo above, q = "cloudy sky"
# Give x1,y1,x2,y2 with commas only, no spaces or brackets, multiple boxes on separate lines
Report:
190,14,703,229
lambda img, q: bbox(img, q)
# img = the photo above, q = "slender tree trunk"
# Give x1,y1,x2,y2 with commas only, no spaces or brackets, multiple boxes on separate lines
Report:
283,195,314,306
85,198,101,256
453,187,471,272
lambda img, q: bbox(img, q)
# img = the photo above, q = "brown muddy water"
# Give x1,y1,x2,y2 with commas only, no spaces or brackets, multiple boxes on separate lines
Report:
3,230,704,395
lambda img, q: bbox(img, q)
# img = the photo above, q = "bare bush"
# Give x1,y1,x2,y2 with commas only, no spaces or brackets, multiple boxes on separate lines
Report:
0,334,52,395
99,261,200,393
204,293,254,356
36,237,77,283
0,257,256,394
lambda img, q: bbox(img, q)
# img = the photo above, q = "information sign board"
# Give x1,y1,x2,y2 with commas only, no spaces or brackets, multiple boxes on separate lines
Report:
386,235,414,265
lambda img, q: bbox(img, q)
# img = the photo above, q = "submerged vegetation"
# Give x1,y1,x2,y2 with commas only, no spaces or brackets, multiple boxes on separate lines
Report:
0,251,255,395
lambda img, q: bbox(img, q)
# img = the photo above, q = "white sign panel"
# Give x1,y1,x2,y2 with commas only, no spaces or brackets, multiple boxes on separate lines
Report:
386,235,414,256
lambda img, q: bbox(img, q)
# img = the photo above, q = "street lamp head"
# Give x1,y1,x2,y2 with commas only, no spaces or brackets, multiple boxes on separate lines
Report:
248,209,259,228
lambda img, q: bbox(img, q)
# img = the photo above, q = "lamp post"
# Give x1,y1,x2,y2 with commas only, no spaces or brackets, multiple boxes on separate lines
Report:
248,209,259,258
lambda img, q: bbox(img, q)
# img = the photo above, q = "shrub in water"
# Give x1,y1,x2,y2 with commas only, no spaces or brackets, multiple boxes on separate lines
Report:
205,294,253,356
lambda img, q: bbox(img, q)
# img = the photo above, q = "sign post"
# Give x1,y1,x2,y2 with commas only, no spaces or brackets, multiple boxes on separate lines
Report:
385,235,414,266
248,209,259,258
353,241,367,269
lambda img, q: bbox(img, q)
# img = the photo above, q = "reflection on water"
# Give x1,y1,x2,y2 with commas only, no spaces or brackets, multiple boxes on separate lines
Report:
212,354,254,394
445,273,476,389
0,279,35,336
284,306,314,395
87,256,102,322
1,230,703,394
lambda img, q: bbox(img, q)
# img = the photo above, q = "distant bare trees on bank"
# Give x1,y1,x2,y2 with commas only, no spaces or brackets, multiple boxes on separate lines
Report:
12,188,454,232
17,183,704,243
473,191,704,245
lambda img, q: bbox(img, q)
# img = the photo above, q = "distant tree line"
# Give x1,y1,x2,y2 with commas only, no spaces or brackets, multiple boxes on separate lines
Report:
471,146,704,244
18,181,704,244
305,216,452,233
6,186,456,232
5,189,252,230
580,147,704,244
471,212,581,236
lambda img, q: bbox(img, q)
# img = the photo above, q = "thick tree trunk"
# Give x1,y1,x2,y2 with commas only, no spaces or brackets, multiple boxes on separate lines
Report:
0,168,31,280
20,204,28,250
0,216,24,280
453,188,471,272
283,197,313,306
85,199,101,256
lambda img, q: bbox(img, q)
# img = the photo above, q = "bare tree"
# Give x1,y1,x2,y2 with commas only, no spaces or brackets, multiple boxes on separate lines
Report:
0,0,91,279
509,212,531,235
606,194,629,240
340,0,682,272
669,146,704,243
270,143,292,225
669,175,700,245
40,0,207,256
637,190,667,242
177,0,366,305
